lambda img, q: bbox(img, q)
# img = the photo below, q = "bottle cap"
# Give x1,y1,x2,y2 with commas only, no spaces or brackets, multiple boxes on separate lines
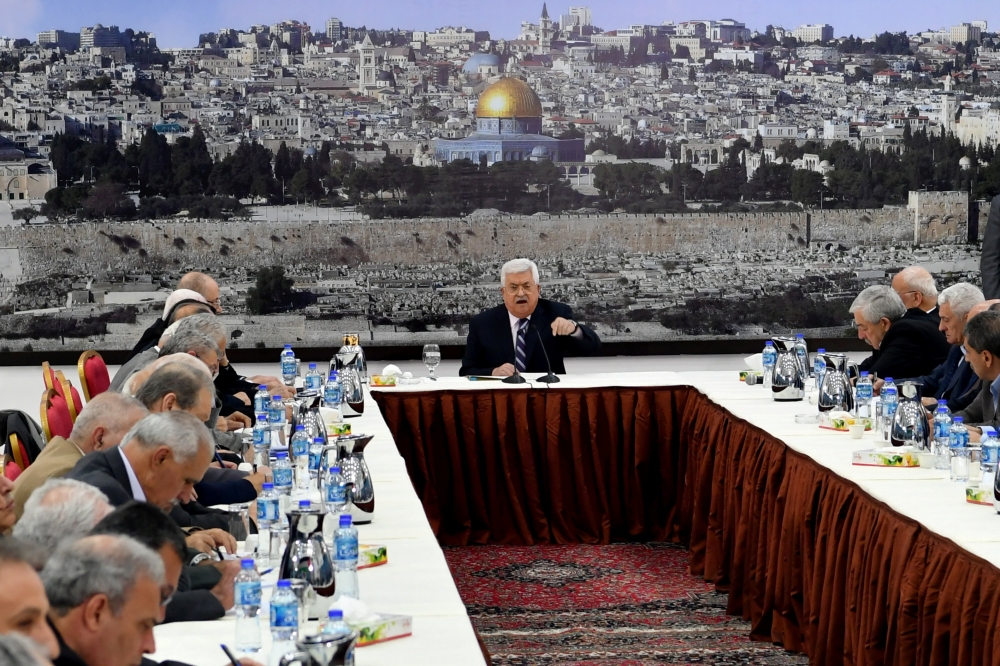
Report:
276,451,288,459
884,377,893,382
298,500,311,508
954,416,964,423
860,371,868,377
259,384,268,390
339,514,352,527
329,466,340,473
284,344,292,348
295,425,305,431
314,437,324,443
817,348,826,353
309,363,317,369
765,341,773,346
272,395,282,402
796,333,804,338
241,558,255,568
277,579,291,588
328,609,344,619
262,482,273,490
984,427,996,437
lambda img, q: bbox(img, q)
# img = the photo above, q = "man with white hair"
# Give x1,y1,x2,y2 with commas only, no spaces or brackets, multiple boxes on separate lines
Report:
852,284,950,379
461,258,601,377
125,287,213,363
43,535,164,666
890,283,985,411
12,393,148,519
12,479,113,555
891,266,940,323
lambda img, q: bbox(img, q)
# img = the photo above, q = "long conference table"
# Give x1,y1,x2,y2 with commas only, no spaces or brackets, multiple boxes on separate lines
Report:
151,370,1000,666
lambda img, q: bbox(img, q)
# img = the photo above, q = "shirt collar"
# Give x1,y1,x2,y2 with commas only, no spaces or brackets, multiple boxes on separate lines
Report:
118,447,146,502
508,311,531,328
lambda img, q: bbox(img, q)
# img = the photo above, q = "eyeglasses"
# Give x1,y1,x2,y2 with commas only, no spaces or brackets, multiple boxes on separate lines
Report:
503,283,536,295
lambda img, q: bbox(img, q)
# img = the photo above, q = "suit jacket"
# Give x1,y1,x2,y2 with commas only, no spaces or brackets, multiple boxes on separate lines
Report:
982,193,1000,300
12,435,82,519
128,318,168,363
956,378,1000,430
857,309,950,380
460,299,601,376
109,348,158,393
905,306,941,327
904,344,981,413
65,447,229,531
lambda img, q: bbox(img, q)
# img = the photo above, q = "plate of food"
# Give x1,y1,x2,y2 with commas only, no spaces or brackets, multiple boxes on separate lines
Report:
820,411,873,432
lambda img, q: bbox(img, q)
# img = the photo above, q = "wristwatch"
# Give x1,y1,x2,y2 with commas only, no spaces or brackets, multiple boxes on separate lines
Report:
190,552,214,566
569,320,579,334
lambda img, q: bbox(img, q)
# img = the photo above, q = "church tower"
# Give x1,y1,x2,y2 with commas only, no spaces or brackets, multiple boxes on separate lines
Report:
359,33,377,90
539,3,552,53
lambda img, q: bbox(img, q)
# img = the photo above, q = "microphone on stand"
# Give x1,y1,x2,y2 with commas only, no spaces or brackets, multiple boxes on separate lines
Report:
501,367,526,384
530,323,560,384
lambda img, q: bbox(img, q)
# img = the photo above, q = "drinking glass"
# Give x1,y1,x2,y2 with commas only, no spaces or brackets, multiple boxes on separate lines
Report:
227,504,250,542
422,344,441,379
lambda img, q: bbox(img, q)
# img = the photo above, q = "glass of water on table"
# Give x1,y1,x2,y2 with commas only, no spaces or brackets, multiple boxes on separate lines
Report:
422,344,441,380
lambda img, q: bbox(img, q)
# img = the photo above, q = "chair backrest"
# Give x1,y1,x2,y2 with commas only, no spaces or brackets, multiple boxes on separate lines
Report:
41,361,57,391
4,461,21,481
40,389,73,441
78,350,111,402
8,434,28,471
52,370,83,422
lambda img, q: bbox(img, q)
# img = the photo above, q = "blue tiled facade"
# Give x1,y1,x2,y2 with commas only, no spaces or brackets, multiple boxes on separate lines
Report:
435,116,585,164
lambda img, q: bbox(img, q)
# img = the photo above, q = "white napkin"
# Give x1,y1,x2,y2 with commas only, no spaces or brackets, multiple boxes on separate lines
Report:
328,596,379,624
744,353,764,373
381,364,402,377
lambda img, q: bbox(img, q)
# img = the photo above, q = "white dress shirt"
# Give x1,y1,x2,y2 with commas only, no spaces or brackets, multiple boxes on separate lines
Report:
118,447,147,501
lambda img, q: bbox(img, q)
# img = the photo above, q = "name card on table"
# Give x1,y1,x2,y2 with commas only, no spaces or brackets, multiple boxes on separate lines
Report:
851,449,921,467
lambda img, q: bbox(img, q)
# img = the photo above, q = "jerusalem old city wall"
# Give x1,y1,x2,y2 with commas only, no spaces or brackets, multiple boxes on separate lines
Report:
0,207,935,279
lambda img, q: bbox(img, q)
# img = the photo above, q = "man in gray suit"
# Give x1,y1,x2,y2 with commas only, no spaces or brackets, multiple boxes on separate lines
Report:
980,195,1000,299
955,309,1000,432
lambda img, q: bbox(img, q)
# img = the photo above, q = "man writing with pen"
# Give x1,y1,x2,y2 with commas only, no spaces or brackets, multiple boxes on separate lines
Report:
460,258,601,378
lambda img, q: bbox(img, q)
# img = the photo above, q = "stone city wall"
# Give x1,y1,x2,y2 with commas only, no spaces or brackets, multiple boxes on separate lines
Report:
0,207,944,279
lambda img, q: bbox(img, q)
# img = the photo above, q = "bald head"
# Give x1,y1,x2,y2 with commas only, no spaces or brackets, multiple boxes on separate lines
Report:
69,392,149,455
892,266,938,312
969,299,1000,319
177,272,221,313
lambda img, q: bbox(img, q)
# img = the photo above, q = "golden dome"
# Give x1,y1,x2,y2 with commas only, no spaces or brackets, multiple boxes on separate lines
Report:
475,78,543,118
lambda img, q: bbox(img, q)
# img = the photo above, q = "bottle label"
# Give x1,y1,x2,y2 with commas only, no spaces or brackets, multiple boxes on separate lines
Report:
984,445,999,465
271,601,298,628
950,431,969,448
258,498,280,522
273,468,293,488
336,534,358,561
885,402,897,417
935,421,951,439
306,375,322,390
253,427,267,447
309,448,322,472
326,482,346,504
857,385,872,400
281,359,297,376
236,580,261,606
269,408,284,424
291,438,308,457
324,386,341,405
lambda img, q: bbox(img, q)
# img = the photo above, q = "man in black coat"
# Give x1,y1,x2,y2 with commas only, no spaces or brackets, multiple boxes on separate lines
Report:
852,285,950,379
981,194,1000,300
891,266,940,325
460,258,601,377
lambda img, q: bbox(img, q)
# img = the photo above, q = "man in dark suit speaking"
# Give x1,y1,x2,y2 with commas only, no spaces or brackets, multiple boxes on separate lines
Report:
460,258,601,377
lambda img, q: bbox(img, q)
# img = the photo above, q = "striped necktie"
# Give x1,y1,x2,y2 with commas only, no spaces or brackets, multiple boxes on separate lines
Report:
515,318,529,373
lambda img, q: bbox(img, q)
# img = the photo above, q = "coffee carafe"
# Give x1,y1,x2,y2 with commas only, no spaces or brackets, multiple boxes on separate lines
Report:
770,337,805,401
279,503,336,619
338,433,375,524
890,381,929,449
335,334,366,417
817,353,857,413
278,632,358,666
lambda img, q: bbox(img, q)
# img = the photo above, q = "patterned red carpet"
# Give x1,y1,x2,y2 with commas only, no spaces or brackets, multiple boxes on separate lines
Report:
444,542,809,666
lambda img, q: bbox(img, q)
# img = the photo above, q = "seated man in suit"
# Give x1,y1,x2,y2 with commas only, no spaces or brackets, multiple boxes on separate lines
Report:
955,310,1000,433
887,283,984,412
124,288,214,364
12,393,148,519
891,266,940,324
461,258,601,377
852,285,950,379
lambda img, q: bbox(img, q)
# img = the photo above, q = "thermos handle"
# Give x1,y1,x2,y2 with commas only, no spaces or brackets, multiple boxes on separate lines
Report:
278,650,310,666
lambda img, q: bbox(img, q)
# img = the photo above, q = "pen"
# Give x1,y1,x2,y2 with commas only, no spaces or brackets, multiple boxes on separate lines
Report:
220,644,241,666
214,450,226,466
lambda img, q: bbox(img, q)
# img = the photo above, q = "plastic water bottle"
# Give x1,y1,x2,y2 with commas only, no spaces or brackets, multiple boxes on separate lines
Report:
309,437,325,480
253,413,269,449
949,416,969,482
882,377,896,398
319,609,355,666
269,395,285,427
270,580,300,663
324,466,348,513
334,514,359,600
794,333,808,376
254,385,270,414
290,425,309,491
324,369,343,418
855,371,873,419
272,451,292,496
306,363,323,391
234,559,262,652
814,348,826,391
257,482,280,527
761,341,777,388
933,401,953,470
281,344,297,386
880,387,897,442
982,427,999,488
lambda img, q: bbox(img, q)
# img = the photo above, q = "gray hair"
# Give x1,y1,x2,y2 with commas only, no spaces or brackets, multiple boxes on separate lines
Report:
70,392,148,444
42,534,164,616
939,283,984,318
500,258,540,286
174,312,227,344
158,329,219,359
895,266,938,299
134,363,214,411
13,479,112,555
120,411,213,463
0,634,50,666
850,285,906,324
